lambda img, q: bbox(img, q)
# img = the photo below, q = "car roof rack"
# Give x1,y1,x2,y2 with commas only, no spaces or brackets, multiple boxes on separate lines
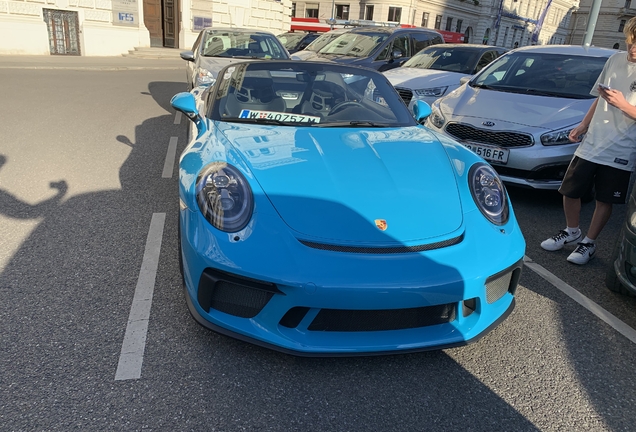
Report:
326,19,400,28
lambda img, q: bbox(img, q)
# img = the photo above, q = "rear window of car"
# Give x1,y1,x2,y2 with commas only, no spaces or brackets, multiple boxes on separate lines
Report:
471,52,610,99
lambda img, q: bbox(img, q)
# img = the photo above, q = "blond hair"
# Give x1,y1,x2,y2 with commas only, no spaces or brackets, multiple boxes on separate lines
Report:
625,17,636,44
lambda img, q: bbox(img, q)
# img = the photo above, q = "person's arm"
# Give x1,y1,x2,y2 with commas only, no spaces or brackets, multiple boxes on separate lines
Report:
568,98,598,142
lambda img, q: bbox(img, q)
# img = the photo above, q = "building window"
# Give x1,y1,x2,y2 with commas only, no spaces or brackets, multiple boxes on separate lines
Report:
503,27,509,47
421,12,429,27
445,17,453,31
456,19,463,33
619,19,627,32
306,4,319,18
291,2,296,17
335,4,349,20
434,14,442,30
365,5,374,20
626,0,632,8
388,7,401,22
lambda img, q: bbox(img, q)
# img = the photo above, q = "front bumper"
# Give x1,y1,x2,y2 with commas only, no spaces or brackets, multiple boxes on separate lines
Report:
180,207,526,356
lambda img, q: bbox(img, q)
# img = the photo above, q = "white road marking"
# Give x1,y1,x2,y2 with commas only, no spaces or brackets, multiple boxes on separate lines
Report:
524,255,636,345
174,111,182,125
162,137,178,179
115,213,166,381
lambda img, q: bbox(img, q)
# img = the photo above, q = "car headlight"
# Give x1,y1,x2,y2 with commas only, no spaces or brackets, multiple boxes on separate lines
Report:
540,126,577,146
196,162,254,232
468,163,509,225
195,68,216,87
414,86,448,98
426,104,446,129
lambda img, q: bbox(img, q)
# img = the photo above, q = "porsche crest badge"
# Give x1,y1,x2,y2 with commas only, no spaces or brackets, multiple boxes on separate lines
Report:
375,219,387,231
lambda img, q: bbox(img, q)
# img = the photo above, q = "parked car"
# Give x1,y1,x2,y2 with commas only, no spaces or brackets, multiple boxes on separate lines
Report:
384,44,508,109
302,26,444,71
292,28,350,60
180,27,290,89
424,45,615,191
170,60,525,356
606,183,636,296
277,31,321,54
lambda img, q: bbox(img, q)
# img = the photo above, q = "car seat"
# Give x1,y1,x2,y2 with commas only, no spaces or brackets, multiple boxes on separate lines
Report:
300,79,346,117
225,75,286,116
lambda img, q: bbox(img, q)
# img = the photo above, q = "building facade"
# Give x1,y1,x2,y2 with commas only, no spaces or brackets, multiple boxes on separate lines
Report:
292,0,579,48
0,0,628,55
569,0,634,49
0,0,292,55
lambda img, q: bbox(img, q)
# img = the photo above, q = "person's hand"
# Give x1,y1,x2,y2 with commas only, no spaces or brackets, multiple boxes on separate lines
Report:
599,87,627,109
568,124,587,142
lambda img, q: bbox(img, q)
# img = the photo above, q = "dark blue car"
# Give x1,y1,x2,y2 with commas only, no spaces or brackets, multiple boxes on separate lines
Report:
303,26,444,72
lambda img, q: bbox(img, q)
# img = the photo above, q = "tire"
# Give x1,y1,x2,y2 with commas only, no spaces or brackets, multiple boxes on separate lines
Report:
605,229,635,296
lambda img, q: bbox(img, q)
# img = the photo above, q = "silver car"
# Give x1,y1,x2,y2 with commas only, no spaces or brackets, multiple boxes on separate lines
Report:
384,44,508,109
180,28,290,90
425,45,615,190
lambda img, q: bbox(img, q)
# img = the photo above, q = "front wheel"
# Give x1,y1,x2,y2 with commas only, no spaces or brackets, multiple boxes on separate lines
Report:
605,229,634,296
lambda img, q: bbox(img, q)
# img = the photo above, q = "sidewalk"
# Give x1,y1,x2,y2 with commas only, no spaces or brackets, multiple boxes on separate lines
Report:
0,52,184,70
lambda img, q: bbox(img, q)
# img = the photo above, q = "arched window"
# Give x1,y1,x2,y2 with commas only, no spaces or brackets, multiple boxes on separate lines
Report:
483,28,491,45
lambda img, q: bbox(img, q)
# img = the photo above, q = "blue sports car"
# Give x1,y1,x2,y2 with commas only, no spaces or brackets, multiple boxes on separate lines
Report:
171,60,526,356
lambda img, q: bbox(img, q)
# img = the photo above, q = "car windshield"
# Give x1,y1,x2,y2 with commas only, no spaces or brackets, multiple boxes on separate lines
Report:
303,31,346,53
318,32,388,57
470,52,609,99
209,61,416,127
403,47,481,74
278,32,307,50
201,30,288,59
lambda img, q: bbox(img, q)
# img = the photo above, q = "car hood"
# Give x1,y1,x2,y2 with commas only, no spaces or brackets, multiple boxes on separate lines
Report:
385,68,468,89
220,125,463,244
439,84,594,129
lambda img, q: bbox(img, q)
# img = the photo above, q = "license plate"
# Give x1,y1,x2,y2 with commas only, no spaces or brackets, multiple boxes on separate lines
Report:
462,142,509,164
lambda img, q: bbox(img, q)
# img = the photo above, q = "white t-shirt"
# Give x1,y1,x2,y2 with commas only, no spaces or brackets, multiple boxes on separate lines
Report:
574,51,636,171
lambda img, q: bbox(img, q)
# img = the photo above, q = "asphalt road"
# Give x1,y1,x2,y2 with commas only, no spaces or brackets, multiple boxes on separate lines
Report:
0,55,635,432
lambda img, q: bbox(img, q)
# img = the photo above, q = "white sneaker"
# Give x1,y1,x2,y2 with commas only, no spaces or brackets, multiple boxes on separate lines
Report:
541,229,582,251
567,242,597,265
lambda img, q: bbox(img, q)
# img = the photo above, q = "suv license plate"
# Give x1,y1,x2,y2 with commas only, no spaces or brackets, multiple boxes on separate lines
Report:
462,142,509,164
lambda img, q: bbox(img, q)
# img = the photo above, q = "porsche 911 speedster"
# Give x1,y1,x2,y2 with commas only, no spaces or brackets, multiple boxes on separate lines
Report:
171,60,526,356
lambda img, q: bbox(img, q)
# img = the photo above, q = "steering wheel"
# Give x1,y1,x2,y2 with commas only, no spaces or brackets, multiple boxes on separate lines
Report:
328,101,364,116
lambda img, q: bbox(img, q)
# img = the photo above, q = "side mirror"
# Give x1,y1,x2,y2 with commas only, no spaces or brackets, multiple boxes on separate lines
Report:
180,51,195,62
171,92,208,138
412,100,432,123
391,49,404,60
459,76,471,85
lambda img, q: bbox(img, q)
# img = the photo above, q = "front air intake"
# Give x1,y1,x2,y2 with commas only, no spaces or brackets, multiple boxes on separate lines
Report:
197,268,283,318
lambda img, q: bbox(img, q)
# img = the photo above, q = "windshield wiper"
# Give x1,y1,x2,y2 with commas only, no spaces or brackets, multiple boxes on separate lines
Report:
227,118,287,126
315,121,391,128
471,83,495,90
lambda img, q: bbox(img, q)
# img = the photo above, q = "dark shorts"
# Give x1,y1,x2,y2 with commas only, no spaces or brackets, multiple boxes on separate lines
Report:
559,156,632,204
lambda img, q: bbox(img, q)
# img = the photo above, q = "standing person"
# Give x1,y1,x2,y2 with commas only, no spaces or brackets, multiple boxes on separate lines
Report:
541,18,636,264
